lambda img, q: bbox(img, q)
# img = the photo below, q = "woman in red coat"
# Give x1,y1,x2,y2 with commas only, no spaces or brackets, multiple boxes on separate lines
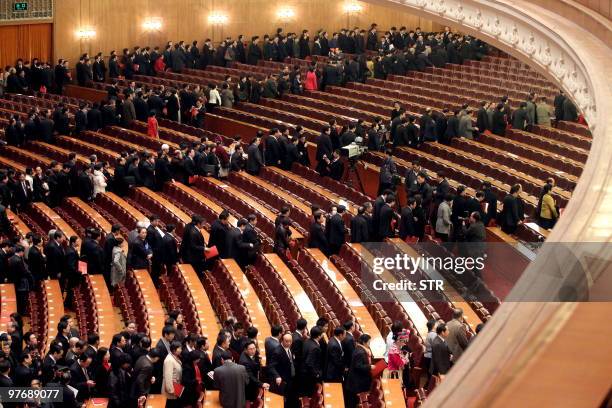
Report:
147,111,159,138
154,54,166,74
304,67,318,91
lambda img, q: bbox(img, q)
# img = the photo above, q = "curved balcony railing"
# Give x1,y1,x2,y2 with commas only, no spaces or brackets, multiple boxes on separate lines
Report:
365,0,612,406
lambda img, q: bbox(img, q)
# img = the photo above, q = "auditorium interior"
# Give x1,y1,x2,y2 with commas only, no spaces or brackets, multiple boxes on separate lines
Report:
0,0,610,407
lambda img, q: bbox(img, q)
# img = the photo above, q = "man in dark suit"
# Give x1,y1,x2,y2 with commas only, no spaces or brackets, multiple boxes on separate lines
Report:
239,341,267,403
139,154,156,190
247,36,263,65
300,326,323,396
325,327,346,382
69,354,95,402
291,319,308,376
512,102,529,130
14,352,35,386
444,110,460,142
430,323,452,377
154,149,172,191
42,343,63,384
350,206,370,243
283,137,301,170
346,334,373,407
553,89,566,122
264,325,283,364
80,229,105,275
327,150,344,181
130,349,160,401
372,190,391,241
109,333,128,369
27,235,46,282
399,197,417,240
12,172,32,210
246,137,264,175
241,215,260,266
209,211,231,258
44,231,65,280
476,101,490,133
226,219,254,266
214,330,235,369
0,359,13,387
500,184,522,234
264,128,283,167
9,245,34,315
146,215,165,282
378,195,397,240
268,332,298,407
341,321,356,368
0,241,11,282
481,182,498,226
180,215,207,274
54,321,71,358
326,205,347,255
315,126,333,175
161,224,179,273
74,104,88,135
308,211,329,255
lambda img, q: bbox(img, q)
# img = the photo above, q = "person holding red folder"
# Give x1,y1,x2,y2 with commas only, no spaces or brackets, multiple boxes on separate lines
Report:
163,341,184,407
180,215,207,274
346,334,374,408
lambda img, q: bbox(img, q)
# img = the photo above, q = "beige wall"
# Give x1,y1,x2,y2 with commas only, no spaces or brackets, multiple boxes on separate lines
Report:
53,0,442,63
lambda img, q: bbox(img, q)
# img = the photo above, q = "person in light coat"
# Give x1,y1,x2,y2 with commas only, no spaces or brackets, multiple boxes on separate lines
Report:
92,164,107,197
221,82,235,108
110,238,126,288
163,341,183,406
536,96,553,127
435,194,453,241
457,110,475,139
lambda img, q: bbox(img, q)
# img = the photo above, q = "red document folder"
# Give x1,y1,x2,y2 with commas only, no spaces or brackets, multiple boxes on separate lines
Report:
205,246,219,260
371,359,388,378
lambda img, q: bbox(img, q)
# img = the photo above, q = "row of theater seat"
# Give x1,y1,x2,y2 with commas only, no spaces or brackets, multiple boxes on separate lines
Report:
253,255,304,329
295,249,359,329
227,171,312,231
283,257,341,331
406,68,551,100
420,142,570,206
292,163,371,205
210,261,251,325
450,137,578,191
158,266,203,334
476,132,583,177
244,263,291,331
505,128,588,162
329,254,395,337
193,176,278,241
530,124,591,149
260,167,349,220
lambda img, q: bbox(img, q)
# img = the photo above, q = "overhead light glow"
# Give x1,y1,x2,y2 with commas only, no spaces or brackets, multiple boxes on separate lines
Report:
76,28,96,39
343,2,363,13
208,12,229,25
277,7,295,20
143,18,163,31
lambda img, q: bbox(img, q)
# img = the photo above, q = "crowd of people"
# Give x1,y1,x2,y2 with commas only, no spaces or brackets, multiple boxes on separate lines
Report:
0,298,479,408
0,21,574,407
